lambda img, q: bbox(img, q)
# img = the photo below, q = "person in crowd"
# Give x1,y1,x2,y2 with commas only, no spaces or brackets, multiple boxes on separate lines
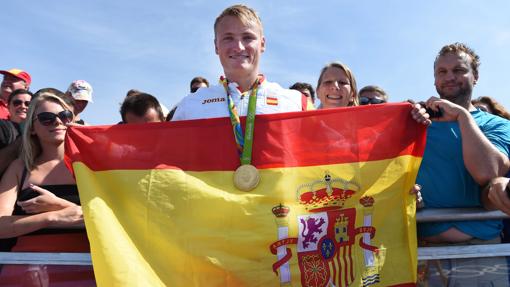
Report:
411,43,510,285
0,89,33,176
358,85,388,105
172,5,314,121
126,89,143,98
472,96,510,120
0,89,33,252
190,77,210,93
316,62,359,109
0,69,31,120
0,92,94,284
66,80,93,125
120,93,165,124
124,89,170,120
290,82,315,104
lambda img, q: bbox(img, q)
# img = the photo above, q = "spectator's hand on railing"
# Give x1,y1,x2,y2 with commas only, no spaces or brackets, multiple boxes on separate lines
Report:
486,177,510,215
410,184,424,209
47,205,84,227
17,184,77,214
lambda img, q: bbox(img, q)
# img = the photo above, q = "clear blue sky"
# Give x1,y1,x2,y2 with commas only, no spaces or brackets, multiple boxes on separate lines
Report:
2,1,509,125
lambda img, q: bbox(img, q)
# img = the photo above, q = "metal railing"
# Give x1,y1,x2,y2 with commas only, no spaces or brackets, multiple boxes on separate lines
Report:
0,208,509,265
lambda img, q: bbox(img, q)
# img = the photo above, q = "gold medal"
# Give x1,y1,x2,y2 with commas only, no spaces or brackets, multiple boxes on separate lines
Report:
233,164,260,192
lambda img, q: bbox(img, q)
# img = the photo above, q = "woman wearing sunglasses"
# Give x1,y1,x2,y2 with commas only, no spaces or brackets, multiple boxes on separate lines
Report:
0,89,33,177
0,92,94,285
316,62,359,109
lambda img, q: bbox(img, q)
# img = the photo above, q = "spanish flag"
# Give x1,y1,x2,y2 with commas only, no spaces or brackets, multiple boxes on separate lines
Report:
65,103,426,287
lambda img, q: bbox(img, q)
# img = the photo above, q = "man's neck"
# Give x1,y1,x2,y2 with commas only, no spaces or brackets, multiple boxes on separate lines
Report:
441,93,473,110
225,73,259,92
454,97,473,111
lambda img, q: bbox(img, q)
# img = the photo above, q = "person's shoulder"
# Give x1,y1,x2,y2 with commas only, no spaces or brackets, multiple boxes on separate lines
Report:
196,84,224,97
261,80,302,100
9,158,24,170
0,120,20,147
474,110,510,130
180,85,224,104
172,85,225,121
262,80,299,95
3,158,25,179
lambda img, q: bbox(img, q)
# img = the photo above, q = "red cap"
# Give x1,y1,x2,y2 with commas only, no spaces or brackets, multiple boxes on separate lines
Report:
0,69,32,86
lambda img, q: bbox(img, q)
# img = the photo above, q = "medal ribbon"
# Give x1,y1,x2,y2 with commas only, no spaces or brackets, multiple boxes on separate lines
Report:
221,76,259,165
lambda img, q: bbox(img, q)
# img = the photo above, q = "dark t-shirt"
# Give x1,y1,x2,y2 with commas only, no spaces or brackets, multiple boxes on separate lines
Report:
0,120,20,149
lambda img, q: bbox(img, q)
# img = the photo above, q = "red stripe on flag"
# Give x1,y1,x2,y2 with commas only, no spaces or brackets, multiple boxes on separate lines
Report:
348,245,354,284
331,259,337,286
65,103,426,171
335,247,342,286
343,246,349,287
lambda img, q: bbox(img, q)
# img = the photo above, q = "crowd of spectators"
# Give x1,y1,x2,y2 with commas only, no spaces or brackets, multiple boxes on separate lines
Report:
1,3,510,286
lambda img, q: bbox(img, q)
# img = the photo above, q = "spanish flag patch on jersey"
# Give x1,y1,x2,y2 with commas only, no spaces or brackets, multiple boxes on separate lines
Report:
266,97,278,106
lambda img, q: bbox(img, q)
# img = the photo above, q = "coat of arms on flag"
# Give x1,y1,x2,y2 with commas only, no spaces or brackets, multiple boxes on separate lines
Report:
269,173,383,287
65,104,426,286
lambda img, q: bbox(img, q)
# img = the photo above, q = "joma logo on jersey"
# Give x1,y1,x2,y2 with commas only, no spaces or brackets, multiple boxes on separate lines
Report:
202,98,226,104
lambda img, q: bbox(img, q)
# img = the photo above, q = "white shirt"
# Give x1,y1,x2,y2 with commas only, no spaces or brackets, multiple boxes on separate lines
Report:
172,79,306,121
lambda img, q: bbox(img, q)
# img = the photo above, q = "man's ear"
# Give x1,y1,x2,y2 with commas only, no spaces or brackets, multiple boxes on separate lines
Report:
260,36,266,53
214,38,219,55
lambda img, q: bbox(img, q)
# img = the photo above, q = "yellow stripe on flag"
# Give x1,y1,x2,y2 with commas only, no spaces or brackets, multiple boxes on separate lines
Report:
74,153,420,286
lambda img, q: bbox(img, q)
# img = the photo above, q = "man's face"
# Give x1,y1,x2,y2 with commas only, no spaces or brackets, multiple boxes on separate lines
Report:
214,16,265,79
74,100,89,115
125,108,163,124
1,75,27,102
434,52,477,103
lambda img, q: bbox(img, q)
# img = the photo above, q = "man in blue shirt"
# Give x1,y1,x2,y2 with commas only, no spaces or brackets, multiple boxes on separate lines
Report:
411,42,510,286
413,43,510,243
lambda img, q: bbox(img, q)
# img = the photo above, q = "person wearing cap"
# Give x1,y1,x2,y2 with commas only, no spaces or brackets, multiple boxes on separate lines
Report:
65,80,93,125
0,69,32,120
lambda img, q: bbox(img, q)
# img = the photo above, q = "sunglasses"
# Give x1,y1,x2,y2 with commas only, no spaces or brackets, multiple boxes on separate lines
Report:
360,97,385,105
11,99,31,107
35,110,74,126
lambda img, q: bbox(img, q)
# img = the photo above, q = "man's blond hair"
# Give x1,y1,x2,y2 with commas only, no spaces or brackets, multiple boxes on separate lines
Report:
214,4,263,37
434,42,480,78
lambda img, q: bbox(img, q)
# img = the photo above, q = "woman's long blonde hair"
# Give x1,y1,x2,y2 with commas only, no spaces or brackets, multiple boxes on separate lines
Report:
22,93,73,171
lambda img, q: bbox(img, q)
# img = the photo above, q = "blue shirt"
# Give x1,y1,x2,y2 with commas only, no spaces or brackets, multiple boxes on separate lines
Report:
417,110,510,240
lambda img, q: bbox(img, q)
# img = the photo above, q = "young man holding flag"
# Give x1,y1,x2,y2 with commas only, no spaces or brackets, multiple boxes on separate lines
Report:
172,4,313,122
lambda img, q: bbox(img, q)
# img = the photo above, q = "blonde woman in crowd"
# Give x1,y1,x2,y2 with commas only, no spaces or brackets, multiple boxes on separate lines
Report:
316,62,359,109
0,92,94,285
